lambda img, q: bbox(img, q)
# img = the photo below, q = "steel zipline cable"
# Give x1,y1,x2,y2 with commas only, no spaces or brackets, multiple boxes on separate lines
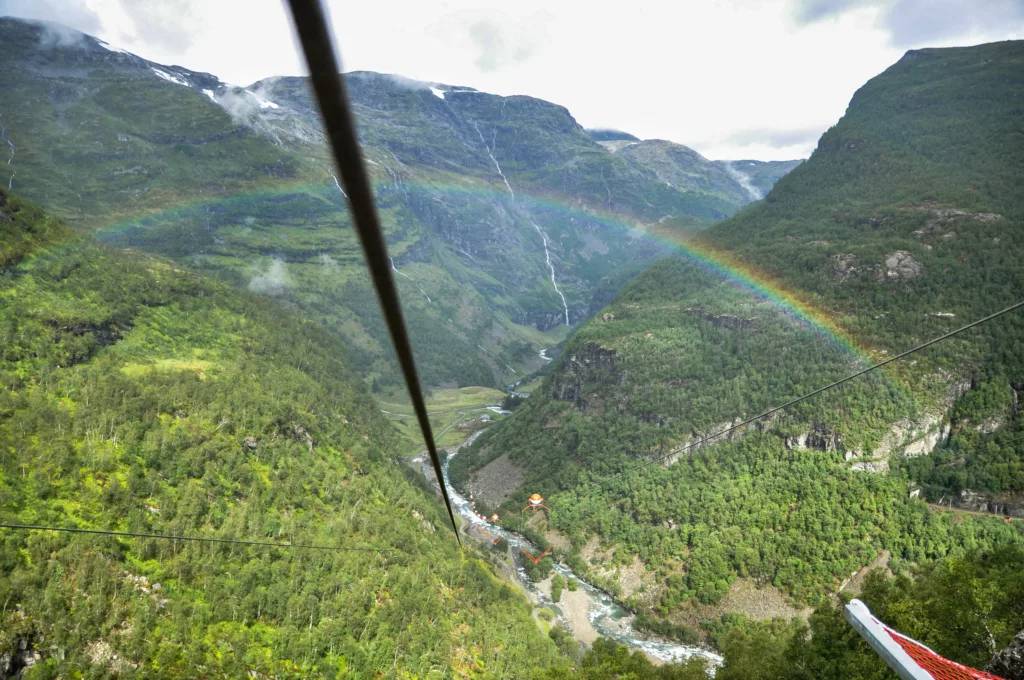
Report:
283,0,461,544
594,299,1024,489
0,524,382,553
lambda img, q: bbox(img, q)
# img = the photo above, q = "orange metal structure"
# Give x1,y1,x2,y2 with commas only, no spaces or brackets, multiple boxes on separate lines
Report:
523,493,550,513
519,546,551,564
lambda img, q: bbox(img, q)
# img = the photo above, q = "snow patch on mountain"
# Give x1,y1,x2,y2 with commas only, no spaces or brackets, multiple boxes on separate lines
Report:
96,39,130,55
251,92,280,109
151,68,188,87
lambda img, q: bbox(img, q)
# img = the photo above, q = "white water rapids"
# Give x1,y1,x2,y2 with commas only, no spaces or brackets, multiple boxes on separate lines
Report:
420,432,723,669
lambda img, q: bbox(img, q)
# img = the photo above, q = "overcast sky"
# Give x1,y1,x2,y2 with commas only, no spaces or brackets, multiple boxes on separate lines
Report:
3,0,1023,160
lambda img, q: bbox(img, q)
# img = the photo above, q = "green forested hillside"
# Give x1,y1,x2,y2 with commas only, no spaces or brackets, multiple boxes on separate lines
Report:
708,41,1024,347
699,40,1024,506
4,13,1023,677
453,39,1024,631
0,188,570,677
15,188,1014,680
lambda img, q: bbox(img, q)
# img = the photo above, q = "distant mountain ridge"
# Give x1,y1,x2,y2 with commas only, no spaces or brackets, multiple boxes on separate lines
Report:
585,128,641,142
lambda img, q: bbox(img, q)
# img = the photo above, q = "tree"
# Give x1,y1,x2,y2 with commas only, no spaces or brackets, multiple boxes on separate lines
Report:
552,574,565,602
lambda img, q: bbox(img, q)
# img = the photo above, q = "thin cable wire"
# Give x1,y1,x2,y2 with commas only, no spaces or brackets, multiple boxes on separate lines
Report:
594,299,1024,488
0,523,379,553
284,0,460,544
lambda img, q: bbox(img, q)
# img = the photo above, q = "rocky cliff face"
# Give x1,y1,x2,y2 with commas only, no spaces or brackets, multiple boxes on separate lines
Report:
785,424,845,452
953,491,1024,519
551,343,620,413
989,630,1024,680
827,250,924,283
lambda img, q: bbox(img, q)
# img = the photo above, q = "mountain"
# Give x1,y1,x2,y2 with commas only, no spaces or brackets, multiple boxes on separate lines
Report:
615,141,760,206
450,38,1024,630
586,128,643,153
583,136,803,205
0,17,798,394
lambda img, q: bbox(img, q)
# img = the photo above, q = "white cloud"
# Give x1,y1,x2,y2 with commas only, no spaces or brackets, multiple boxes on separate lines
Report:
0,0,102,35
795,0,1024,47
1,0,1022,160
248,258,291,294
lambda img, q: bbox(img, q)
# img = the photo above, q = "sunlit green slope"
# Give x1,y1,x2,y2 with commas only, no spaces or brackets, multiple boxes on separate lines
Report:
0,187,568,677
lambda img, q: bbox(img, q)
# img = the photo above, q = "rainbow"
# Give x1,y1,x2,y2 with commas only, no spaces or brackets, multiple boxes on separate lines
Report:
93,177,341,239
93,173,875,364
405,179,875,364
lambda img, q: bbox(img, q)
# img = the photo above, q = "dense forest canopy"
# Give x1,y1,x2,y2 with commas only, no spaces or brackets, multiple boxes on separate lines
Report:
0,188,568,677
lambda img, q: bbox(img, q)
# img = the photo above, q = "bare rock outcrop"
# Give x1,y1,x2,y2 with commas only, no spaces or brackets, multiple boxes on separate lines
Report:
1,637,40,677
976,415,1007,434
912,207,1004,245
291,424,314,453
988,629,1024,680
828,254,863,282
551,343,619,412
785,424,844,452
864,376,971,469
828,250,924,283
871,414,950,462
876,251,923,282
955,490,1024,519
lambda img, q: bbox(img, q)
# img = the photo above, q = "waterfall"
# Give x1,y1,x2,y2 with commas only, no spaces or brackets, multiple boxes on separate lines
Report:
472,120,570,326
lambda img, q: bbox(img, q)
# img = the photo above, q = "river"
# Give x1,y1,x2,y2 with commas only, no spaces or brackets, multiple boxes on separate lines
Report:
418,432,723,669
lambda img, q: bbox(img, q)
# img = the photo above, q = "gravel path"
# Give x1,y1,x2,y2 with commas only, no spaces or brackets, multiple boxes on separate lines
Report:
561,589,600,645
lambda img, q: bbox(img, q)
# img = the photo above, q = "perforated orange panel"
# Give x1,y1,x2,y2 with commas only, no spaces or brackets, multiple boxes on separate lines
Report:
885,626,1005,680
